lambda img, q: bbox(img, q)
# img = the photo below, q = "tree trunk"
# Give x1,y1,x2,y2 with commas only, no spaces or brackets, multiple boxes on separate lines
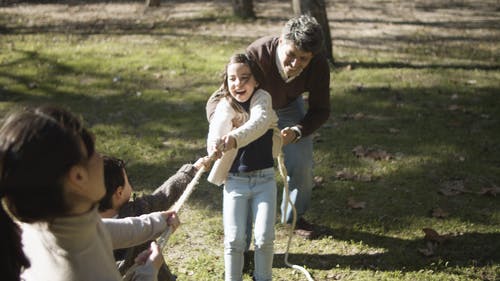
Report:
232,0,256,19
145,0,161,7
292,0,334,64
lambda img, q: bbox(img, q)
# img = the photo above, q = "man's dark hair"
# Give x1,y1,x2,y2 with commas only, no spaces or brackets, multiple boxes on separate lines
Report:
282,14,324,55
98,156,126,212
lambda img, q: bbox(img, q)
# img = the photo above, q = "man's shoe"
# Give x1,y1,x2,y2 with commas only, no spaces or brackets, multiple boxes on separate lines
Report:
293,217,316,239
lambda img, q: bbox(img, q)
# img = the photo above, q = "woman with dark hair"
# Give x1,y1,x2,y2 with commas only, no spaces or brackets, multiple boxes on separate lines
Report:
0,105,178,281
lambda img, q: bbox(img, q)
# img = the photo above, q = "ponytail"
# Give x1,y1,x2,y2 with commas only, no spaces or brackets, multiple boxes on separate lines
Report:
0,199,30,281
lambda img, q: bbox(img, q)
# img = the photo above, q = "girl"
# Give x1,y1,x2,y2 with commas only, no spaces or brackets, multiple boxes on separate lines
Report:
0,105,178,281
207,53,282,281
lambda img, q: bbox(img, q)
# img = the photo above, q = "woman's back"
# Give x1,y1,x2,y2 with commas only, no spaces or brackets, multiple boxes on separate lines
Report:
20,209,123,281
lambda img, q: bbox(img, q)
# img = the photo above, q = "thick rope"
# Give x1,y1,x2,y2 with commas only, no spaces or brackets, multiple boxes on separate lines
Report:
156,159,210,248
123,153,217,281
277,153,315,281
124,149,314,280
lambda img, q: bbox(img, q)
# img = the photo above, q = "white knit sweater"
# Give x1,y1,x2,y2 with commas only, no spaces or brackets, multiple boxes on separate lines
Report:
20,208,168,281
207,89,282,186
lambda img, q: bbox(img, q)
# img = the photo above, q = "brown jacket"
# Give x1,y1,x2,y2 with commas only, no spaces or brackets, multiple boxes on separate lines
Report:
115,164,199,281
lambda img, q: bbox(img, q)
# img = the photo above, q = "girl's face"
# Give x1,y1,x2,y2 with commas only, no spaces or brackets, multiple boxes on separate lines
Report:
227,62,258,103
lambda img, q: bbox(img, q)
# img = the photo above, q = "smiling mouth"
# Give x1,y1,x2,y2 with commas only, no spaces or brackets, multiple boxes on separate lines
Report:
235,89,246,95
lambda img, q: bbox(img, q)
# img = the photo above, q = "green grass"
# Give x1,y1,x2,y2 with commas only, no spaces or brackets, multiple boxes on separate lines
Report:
1,1,499,280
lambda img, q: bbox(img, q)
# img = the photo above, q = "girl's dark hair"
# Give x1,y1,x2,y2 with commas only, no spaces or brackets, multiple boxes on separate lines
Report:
0,105,94,280
98,156,126,212
219,53,264,115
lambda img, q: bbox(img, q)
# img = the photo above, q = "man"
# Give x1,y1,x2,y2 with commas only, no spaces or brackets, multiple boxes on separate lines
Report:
207,15,330,239
99,155,209,280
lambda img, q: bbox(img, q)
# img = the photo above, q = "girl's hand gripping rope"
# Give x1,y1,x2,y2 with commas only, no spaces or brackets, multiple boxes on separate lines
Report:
210,136,236,158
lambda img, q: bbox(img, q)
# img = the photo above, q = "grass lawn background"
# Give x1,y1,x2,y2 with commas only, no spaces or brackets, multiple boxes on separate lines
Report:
0,0,499,280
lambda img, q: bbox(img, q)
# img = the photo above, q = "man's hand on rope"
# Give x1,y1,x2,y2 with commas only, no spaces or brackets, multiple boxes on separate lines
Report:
281,126,301,145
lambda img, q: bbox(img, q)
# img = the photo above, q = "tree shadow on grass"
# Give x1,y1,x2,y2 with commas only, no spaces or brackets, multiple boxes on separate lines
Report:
274,229,500,272
0,48,214,189
334,60,500,71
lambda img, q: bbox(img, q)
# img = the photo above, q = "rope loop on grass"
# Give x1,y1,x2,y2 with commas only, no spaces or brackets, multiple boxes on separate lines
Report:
277,153,315,281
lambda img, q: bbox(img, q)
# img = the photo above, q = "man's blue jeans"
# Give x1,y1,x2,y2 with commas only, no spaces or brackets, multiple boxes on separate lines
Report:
276,97,314,223
223,167,277,281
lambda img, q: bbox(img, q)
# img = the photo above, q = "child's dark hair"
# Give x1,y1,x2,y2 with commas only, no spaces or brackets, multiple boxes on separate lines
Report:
0,105,94,281
98,156,126,212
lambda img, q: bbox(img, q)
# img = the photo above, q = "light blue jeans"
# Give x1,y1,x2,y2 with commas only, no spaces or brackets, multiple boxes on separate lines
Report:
276,97,314,223
223,167,277,281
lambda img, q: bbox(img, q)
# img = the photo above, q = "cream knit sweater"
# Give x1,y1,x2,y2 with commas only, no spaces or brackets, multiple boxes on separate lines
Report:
20,207,168,281
207,89,282,186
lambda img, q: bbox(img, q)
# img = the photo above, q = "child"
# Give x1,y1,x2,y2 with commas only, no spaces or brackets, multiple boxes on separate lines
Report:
99,155,209,281
0,105,178,281
207,53,282,281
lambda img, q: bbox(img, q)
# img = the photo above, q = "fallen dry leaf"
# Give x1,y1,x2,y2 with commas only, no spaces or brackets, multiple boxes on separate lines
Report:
431,207,449,218
28,82,38,89
418,241,436,256
313,176,324,188
335,169,373,182
336,169,356,180
357,174,373,182
438,187,462,196
327,272,345,280
438,180,472,196
448,104,463,111
478,186,500,196
353,112,365,120
347,197,366,209
352,145,392,160
388,127,400,134
365,149,392,160
341,112,365,121
422,228,451,243
352,145,366,158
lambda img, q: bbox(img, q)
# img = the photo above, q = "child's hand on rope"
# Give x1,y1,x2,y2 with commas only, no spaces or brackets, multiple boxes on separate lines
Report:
134,241,164,269
208,139,223,159
219,135,236,152
161,210,180,233
193,156,212,170
209,135,236,158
